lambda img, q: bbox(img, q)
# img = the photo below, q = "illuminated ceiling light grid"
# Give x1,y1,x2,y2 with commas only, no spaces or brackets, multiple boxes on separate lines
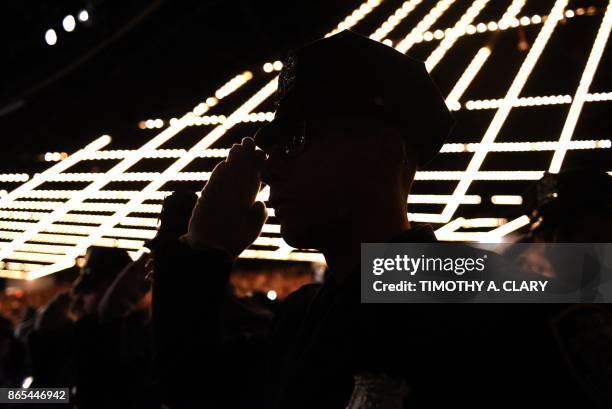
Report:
0,0,610,278
1,0,389,278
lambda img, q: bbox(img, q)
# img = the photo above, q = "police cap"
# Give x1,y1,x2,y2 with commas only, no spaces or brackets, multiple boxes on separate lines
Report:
255,30,454,165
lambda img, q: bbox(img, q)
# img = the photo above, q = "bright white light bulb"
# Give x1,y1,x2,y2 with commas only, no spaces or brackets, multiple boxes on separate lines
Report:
45,29,57,45
267,290,277,300
78,10,89,22
193,103,207,115
22,376,33,389
63,15,76,32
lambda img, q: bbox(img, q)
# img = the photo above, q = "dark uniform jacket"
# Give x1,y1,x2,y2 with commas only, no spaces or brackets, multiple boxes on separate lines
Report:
152,226,595,409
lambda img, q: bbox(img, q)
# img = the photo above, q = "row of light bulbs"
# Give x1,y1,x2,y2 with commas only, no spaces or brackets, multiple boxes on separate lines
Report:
141,90,612,128
216,71,253,98
0,229,143,255
327,0,382,37
192,71,253,116
2,202,161,214
370,0,422,41
41,152,69,162
445,47,492,110
396,0,456,53
440,139,611,153
16,167,605,185
0,209,158,228
72,135,611,167
139,71,255,130
84,148,228,160
139,119,164,129
18,190,169,201
465,94,572,110
140,111,275,129
462,90,612,112
0,174,29,183
392,8,589,47
415,171,546,181
263,61,283,73
44,171,211,183
45,10,89,46
425,0,491,71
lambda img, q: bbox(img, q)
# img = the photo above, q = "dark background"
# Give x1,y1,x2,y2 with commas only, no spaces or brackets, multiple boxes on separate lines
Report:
0,0,355,170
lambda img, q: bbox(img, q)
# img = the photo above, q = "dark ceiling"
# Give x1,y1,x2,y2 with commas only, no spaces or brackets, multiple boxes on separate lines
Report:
0,0,355,171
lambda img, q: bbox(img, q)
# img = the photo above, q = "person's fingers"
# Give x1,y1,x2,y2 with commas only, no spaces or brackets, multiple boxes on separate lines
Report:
229,138,261,167
226,143,243,164
219,142,264,203
198,138,264,215
242,137,255,149
250,201,268,231
242,179,262,206
207,161,229,186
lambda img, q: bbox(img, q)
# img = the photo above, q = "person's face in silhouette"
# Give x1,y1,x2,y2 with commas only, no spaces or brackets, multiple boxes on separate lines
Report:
71,290,102,319
260,118,412,250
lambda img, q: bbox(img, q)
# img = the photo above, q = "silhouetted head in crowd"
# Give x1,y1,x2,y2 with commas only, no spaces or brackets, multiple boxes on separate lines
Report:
71,246,131,318
523,167,612,242
0,315,13,360
147,189,198,251
256,30,453,252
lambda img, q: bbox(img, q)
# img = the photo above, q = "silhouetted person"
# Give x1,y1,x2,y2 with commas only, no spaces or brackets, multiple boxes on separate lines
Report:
0,315,26,387
522,167,612,243
28,247,131,407
511,168,612,408
152,31,593,408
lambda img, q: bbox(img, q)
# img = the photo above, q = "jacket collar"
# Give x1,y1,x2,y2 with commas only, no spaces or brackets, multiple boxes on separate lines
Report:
390,224,438,243
328,224,438,286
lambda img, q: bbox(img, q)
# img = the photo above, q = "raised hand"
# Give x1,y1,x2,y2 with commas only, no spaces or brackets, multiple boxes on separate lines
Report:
183,137,268,260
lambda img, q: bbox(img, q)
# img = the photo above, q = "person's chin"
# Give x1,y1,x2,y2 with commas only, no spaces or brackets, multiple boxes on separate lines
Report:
279,220,317,250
